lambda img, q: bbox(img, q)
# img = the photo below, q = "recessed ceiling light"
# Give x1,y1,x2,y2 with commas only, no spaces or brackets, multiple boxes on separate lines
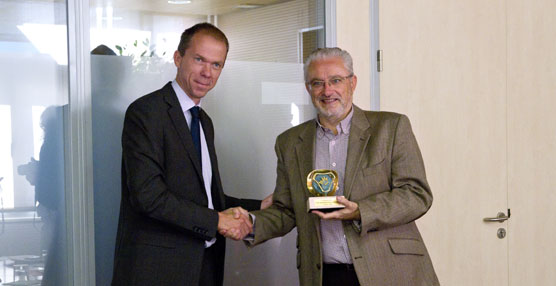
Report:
168,0,191,4
236,4,263,9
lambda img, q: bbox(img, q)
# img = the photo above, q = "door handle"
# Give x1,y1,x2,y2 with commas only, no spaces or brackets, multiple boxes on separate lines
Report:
483,209,511,223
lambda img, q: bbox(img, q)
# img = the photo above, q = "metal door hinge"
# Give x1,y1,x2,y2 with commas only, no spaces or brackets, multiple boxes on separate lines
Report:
377,50,383,72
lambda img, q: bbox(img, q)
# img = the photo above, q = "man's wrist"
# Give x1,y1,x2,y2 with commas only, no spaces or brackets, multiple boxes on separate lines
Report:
243,213,256,242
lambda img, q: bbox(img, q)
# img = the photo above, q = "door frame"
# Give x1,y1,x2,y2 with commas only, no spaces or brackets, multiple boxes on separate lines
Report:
66,0,97,285
370,0,380,111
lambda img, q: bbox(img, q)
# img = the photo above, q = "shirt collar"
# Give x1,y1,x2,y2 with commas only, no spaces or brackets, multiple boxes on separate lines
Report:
172,80,201,113
316,107,354,137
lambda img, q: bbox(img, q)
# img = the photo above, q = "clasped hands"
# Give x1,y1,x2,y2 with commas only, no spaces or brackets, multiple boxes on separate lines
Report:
217,207,252,240
217,193,273,240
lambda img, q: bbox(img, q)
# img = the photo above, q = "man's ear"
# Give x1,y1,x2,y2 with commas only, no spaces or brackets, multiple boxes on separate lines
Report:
173,50,182,68
350,74,358,92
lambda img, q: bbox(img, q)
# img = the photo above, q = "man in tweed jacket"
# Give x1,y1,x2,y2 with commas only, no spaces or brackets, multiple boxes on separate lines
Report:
249,47,439,286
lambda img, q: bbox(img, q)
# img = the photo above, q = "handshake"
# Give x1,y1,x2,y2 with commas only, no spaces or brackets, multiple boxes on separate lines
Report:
216,194,272,240
217,207,253,240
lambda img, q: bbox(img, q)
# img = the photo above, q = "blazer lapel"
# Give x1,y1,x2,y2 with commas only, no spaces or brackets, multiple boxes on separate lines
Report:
163,83,203,180
295,122,316,198
294,121,322,242
344,106,372,199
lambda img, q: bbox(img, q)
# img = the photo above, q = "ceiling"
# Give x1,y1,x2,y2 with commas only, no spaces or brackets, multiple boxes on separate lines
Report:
90,0,294,16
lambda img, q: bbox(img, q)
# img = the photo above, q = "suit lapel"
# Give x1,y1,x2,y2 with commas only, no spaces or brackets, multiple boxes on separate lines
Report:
295,122,316,198
344,106,372,199
163,83,204,180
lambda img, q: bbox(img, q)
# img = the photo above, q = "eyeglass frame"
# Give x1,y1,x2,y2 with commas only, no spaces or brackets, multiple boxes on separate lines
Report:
306,74,354,91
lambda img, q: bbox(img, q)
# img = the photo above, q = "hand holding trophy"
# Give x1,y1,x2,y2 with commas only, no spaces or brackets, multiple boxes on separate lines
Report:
306,169,345,212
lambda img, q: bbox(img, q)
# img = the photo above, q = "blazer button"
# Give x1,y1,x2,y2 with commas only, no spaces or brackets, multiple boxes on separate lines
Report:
316,263,321,270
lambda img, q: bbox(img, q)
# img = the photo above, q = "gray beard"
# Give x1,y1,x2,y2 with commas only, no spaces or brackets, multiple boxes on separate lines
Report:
316,103,345,121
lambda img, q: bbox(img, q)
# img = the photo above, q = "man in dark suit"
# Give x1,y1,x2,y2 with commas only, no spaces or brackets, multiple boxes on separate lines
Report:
112,23,269,286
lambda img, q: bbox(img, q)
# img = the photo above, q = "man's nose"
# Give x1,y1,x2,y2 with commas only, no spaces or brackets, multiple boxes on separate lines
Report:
200,63,211,77
322,82,335,95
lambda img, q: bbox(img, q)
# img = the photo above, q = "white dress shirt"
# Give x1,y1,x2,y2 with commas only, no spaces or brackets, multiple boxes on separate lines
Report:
172,80,216,248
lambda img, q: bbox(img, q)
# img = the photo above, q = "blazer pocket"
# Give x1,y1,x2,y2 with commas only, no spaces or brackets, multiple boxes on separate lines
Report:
388,238,425,256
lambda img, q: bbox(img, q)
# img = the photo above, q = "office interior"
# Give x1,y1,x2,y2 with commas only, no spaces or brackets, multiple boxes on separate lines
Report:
0,0,554,285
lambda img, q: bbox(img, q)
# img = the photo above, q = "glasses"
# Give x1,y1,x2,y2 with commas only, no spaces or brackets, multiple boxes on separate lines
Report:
308,74,353,91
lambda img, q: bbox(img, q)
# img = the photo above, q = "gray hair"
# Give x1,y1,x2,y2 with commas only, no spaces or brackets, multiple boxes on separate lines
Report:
303,47,353,83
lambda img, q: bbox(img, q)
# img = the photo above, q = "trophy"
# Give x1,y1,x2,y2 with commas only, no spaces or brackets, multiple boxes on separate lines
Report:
306,169,345,212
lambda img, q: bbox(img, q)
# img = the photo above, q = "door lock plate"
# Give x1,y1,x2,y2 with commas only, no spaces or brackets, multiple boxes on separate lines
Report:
497,228,506,239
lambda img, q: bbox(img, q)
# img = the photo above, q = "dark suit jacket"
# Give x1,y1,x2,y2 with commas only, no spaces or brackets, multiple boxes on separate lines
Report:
112,82,260,286
251,106,439,286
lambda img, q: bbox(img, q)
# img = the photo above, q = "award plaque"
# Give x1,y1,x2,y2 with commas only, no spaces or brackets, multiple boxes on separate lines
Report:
306,169,345,212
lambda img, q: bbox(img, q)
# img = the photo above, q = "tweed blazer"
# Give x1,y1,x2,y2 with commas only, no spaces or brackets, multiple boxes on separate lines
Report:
251,105,439,286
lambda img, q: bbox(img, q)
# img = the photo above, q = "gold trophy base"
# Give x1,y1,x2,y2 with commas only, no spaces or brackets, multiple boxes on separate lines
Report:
307,197,345,213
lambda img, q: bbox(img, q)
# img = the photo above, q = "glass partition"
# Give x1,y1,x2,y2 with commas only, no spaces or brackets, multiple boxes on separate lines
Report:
0,0,69,284
91,54,176,286
90,1,323,285
205,60,313,286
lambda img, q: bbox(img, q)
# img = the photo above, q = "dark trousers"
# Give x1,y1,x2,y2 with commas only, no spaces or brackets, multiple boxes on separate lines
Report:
323,263,360,286
199,244,223,286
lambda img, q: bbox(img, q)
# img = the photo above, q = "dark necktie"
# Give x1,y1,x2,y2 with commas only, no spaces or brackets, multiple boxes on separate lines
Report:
189,106,202,164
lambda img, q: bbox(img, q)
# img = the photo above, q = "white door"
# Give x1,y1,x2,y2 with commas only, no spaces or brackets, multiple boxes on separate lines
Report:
379,0,509,285
379,0,556,285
